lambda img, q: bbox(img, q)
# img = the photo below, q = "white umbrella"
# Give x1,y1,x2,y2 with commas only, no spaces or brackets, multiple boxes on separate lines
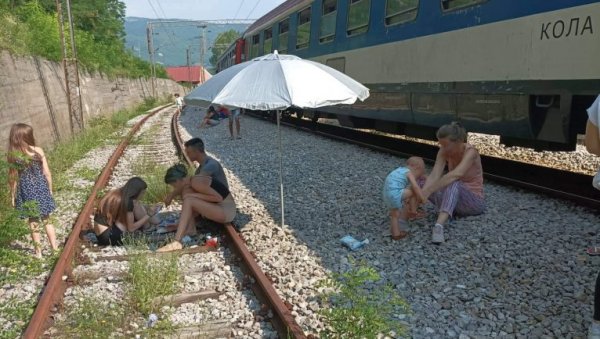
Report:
185,50,369,227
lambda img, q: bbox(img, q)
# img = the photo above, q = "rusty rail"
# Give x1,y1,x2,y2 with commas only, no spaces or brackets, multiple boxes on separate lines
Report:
24,104,171,339
171,111,307,338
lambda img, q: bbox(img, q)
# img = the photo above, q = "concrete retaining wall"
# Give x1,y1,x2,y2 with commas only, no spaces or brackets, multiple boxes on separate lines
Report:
0,50,184,150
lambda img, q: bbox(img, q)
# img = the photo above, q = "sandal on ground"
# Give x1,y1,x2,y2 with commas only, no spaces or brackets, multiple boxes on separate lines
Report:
391,231,409,240
408,211,427,220
157,240,183,252
587,247,600,256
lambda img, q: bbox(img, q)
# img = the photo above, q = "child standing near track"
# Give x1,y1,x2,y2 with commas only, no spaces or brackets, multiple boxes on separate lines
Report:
174,93,185,114
8,123,58,258
382,156,427,240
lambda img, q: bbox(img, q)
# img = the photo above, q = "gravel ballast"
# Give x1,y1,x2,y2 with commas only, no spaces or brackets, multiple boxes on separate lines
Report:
48,108,274,338
179,110,600,338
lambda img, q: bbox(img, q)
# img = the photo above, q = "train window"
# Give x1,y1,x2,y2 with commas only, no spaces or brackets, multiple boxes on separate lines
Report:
250,34,259,58
296,7,311,49
264,28,273,54
278,18,289,53
385,0,418,26
320,0,336,43
347,0,370,36
441,0,485,11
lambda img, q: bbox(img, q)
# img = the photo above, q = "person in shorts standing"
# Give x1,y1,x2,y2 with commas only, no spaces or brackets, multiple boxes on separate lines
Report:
174,93,185,114
228,107,243,139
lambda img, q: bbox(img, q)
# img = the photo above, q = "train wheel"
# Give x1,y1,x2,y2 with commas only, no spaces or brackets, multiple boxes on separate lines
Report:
311,113,320,123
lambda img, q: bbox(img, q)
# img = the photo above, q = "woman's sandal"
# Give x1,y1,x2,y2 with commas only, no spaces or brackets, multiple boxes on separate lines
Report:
157,240,183,252
587,247,600,256
391,231,409,240
408,211,427,220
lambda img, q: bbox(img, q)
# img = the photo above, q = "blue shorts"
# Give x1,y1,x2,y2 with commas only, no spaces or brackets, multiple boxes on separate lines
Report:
383,187,405,210
229,109,241,119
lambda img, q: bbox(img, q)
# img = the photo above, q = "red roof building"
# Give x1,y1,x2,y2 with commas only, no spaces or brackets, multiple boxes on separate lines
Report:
166,66,212,85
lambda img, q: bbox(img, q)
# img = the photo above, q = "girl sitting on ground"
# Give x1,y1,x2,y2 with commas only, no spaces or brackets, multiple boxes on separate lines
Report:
199,106,221,128
93,177,160,246
382,156,427,240
157,164,236,252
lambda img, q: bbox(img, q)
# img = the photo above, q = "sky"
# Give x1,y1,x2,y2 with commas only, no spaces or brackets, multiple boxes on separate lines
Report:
122,0,287,21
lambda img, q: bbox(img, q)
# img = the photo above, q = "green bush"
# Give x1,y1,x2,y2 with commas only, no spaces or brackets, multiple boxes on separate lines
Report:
53,295,126,339
16,1,61,61
0,155,39,282
0,0,164,78
318,261,410,338
127,252,180,315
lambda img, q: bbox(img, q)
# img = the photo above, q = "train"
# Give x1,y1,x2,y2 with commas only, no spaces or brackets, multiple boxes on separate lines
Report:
216,0,600,151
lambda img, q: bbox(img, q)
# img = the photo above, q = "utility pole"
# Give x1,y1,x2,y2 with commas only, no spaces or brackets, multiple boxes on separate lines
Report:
199,25,207,84
147,23,156,97
56,0,84,134
186,48,191,91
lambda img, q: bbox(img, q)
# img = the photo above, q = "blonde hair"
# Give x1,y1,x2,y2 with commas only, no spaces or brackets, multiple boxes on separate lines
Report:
7,123,37,187
436,122,467,142
406,156,424,169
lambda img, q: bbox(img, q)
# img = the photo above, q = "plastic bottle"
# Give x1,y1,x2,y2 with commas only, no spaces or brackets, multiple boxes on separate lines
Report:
340,235,369,251
147,313,158,328
206,235,218,247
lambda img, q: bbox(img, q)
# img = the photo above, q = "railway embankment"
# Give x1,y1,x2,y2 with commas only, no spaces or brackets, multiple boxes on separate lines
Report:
0,50,183,151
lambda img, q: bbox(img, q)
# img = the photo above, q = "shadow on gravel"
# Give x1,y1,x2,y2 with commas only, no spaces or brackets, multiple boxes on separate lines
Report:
232,211,253,231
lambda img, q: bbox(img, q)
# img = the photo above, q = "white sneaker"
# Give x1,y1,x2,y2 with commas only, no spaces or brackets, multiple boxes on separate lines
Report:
593,168,600,191
589,321,600,339
431,223,445,244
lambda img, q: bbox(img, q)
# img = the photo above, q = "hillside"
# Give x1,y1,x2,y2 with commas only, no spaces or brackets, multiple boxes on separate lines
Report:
125,17,249,68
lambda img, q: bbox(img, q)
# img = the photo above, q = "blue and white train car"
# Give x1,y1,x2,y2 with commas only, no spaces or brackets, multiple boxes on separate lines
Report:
229,0,600,150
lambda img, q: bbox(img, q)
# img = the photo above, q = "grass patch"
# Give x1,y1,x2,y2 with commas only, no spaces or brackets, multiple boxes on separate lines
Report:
72,166,98,182
127,252,180,316
132,159,171,205
53,295,126,339
121,233,156,254
0,249,60,285
0,297,37,338
318,260,410,338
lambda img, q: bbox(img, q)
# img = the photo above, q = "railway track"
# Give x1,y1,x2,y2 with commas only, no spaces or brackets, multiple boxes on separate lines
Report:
252,112,600,210
23,106,306,338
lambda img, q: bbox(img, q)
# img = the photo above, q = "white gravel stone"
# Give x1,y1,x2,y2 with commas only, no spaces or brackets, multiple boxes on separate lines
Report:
178,111,600,338
321,118,600,176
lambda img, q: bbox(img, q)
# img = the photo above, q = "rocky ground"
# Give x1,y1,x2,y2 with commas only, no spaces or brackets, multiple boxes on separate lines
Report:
320,118,600,176
179,109,600,338
48,108,275,338
5,104,597,338
1,107,275,338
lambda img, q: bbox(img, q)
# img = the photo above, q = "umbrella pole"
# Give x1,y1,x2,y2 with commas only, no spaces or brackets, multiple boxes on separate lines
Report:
277,110,285,228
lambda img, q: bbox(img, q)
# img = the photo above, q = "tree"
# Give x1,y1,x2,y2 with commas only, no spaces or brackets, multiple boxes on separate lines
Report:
37,0,126,45
209,29,240,67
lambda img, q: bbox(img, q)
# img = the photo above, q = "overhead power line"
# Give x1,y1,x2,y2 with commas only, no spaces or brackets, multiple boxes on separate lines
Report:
233,0,246,20
245,0,262,20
